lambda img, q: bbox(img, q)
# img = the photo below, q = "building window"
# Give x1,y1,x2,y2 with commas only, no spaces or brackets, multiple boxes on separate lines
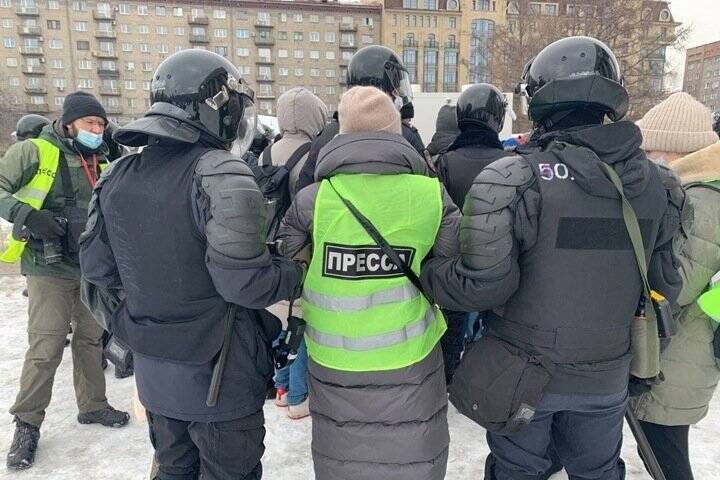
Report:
215,46,228,57
29,95,46,105
174,27,185,36
74,21,87,32
47,20,60,30
79,59,92,70
77,40,90,50
3,36,14,48
294,13,303,23
403,42,417,83
158,44,169,54
294,49,304,59
48,0,59,9
310,68,320,77
72,1,86,12
326,86,336,95
214,10,226,19
53,78,65,89
257,12,270,25
310,50,320,59
362,35,373,44
424,48,438,92
156,6,165,16
258,47,272,61
280,13,287,22
118,4,131,15
236,28,249,39
5,57,17,67
50,59,63,69
237,48,250,57
469,19,494,83
143,81,151,91
139,25,149,34
325,32,335,43
425,0,438,9
173,7,183,17
157,26,168,35
403,0,417,8
278,49,288,58
325,15,335,24
125,62,134,71
444,49,458,91
279,67,289,76
309,31,320,42
325,69,336,78
215,29,227,38
293,32,303,42
295,68,304,77
125,80,136,90
342,50,353,61
142,62,153,72
341,33,355,47
310,15,319,23
120,24,131,34
48,39,62,49
139,43,149,53
137,5,148,15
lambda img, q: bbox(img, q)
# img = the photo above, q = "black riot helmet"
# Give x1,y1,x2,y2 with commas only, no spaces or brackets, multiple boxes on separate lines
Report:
15,114,50,141
147,49,256,149
456,84,507,133
524,36,629,123
347,45,413,107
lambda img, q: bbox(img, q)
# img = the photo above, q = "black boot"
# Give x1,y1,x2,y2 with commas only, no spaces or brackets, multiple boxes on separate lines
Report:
6,418,40,470
77,406,130,428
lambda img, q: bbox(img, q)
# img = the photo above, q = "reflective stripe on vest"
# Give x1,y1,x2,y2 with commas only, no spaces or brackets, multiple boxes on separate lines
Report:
0,138,59,263
302,173,447,372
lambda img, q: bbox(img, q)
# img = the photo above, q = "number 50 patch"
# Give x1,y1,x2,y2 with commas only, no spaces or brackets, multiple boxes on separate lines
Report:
538,163,574,181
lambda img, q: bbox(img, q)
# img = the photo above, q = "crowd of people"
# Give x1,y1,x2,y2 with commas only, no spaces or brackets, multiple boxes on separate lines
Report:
1,35,719,480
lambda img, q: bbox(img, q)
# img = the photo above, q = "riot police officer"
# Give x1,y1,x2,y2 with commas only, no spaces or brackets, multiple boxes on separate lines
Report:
421,36,685,480
79,50,305,479
295,45,426,192
12,114,50,142
435,83,512,383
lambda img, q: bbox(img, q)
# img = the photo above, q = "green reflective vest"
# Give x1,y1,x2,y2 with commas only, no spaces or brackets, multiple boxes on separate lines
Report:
0,138,106,263
695,180,720,324
302,173,447,372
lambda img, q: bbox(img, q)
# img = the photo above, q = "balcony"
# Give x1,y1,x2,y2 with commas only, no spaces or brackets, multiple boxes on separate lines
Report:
16,6,40,16
24,85,47,94
17,25,41,36
255,58,274,65
93,10,116,20
339,23,357,32
100,86,122,96
26,103,50,113
425,40,438,49
188,15,209,25
95,29,117,39
22,64,45,75
340,42,357,50
257,92,275,99
94,50,119,59
254,36,275,46
445,41,459,50
104,106,122,114
19,46,44,55
255,19,273,28
189,34,209,44
97,68,120,77
256,74,274,82
403,39,418,48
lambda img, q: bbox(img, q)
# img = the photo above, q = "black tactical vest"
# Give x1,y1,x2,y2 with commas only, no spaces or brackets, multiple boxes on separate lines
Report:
440,145,511,209
487,148,668,394
101,143,229,363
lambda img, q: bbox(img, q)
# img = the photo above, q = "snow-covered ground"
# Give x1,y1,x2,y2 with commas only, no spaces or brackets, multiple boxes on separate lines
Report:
1,273,718,479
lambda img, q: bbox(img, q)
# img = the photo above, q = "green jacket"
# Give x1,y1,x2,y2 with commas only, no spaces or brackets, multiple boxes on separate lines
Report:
0,122,108,279
633,143,720,426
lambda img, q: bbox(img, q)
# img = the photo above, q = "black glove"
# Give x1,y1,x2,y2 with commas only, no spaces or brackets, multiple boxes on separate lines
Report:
24,209,66,240
629,373,665,397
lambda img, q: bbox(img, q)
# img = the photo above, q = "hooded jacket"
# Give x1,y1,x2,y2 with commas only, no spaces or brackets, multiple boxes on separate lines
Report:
426,104,460,158
633,142,720,426
0,122,108,279
422,121,685,395
277,132,462,480
267,88,328,197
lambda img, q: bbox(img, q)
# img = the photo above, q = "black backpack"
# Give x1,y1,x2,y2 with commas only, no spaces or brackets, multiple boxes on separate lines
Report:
251,142,312,240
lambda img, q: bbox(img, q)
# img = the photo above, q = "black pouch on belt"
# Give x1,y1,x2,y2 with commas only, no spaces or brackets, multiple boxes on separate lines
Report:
449,335,555,435
103,334,133,372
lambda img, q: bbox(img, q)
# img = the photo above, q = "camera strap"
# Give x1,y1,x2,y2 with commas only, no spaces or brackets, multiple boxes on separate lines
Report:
58,153,77,208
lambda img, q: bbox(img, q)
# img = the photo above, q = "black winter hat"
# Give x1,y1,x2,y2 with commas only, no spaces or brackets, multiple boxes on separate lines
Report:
61,91,107,126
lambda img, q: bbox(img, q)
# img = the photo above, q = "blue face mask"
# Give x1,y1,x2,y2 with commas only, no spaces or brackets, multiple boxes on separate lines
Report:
75,129,103,151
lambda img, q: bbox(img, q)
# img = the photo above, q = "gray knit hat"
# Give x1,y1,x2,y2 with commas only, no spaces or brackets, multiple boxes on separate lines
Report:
638,92,717,154
338,86,401,135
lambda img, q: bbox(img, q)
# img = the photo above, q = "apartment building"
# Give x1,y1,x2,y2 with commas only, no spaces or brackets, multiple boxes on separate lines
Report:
382,0,506,93
684,40,720,113
0,0,382,123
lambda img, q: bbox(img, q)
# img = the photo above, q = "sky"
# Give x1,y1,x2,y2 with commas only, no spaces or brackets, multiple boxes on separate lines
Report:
666,0,720,89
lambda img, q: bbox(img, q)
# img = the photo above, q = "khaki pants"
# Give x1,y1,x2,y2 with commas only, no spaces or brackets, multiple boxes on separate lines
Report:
10,275,109,427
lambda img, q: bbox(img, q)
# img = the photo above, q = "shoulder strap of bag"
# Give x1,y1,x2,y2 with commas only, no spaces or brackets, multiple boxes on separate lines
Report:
326,179,437,308
58,153,77,207
260,145,272,167
284,142,312,173
684,182,720,195
599,162,651,300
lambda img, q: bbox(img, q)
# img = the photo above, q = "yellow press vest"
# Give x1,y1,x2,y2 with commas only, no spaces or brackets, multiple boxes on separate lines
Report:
0,138,107,263
302,173,447,372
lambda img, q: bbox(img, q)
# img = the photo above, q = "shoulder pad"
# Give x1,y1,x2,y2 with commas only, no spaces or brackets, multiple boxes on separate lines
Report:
195,149,254,177
473,155,534,187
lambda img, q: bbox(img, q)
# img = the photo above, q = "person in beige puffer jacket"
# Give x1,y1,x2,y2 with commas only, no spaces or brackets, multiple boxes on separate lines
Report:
633,92,720,480
265,87,329,198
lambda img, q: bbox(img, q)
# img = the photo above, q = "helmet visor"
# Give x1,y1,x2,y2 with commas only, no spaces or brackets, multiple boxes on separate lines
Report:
231,94,257,157
385,62,413,107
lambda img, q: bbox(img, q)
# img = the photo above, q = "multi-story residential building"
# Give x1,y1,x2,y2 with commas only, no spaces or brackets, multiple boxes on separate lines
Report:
684,40,720,113
0,0,382,123
382,0,506,93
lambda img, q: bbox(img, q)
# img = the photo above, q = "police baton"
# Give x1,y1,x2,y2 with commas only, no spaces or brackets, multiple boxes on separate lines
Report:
206,305,236,407
625,408,666,480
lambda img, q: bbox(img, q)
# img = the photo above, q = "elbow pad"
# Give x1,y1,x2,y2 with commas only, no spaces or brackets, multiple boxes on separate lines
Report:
460,156,534,270
197,150,268,260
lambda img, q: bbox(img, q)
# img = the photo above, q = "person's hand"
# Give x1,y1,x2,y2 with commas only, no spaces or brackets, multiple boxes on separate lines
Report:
629,373,665,397
24,210,65,240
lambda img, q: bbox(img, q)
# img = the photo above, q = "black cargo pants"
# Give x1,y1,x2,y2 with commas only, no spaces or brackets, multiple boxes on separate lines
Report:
147,410,265,480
